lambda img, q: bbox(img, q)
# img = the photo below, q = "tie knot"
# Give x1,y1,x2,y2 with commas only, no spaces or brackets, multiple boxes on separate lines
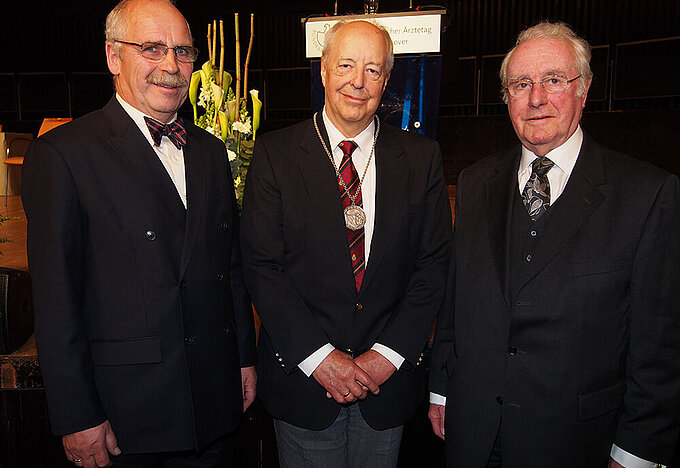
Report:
144,116,187,149
531,157,554,177
338,140,358,158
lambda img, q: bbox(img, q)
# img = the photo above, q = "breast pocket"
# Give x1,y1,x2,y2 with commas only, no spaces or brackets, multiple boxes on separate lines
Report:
572,257,626,277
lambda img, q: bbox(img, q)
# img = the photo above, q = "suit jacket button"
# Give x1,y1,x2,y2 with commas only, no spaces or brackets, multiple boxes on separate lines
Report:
180,280,188,289
508,346,517,356
220,221,229,231
184,336,195,345
496,396,504,405
355,303,363,311
221,327,229,335
145,230,156,241
217,272,224,281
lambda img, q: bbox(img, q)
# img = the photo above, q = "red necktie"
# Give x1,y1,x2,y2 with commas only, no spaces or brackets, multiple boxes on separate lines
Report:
144,116,187,149
338,140,365,291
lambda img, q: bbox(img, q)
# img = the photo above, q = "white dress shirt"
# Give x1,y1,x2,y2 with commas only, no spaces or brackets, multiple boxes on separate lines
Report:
430,126,662,468
297,109,405,377
116,94,187,208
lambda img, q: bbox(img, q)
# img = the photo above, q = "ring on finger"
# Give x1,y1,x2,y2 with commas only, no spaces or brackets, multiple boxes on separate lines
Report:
73,458,83,463
343,391,351,397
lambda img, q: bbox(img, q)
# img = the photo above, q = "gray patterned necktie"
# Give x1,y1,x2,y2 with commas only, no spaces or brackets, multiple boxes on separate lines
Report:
522,157,555,220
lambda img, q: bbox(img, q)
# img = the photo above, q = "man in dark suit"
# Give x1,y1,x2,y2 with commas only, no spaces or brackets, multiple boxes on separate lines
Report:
428,20,680,468
22,0,256,466
240,20,451,467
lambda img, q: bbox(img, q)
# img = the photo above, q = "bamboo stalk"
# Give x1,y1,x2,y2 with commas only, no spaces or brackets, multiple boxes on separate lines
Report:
212,20,217,69
234,13,241,122
243,14,254,105
207,23,213,66
219,20,225,88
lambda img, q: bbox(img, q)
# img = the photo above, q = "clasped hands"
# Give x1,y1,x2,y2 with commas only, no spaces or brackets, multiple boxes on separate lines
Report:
312,349,396,403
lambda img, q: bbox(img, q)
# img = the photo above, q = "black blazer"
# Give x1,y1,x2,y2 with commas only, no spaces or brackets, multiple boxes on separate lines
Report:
240,117,451,430
430,136,680,467
22,97,256,454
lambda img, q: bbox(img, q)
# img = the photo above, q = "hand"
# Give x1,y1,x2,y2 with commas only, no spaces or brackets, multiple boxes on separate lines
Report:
353,350,396,386
62,420,120,467
313,349,379,403
428,403,446,440
608,458,624,468
241,365,257,411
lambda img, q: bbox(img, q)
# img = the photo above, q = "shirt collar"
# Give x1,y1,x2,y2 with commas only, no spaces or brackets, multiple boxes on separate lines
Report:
321,107,376,156
519,125,583,176
116,94,179,148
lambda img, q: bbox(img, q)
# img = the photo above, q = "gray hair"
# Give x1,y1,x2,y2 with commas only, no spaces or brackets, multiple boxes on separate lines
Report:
499,20,592,103
322,20,394,74
105,0,190,54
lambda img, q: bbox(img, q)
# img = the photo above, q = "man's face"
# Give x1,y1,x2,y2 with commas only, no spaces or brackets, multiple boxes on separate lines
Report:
106,0,193,123
506,38,590,156
321,21,390,137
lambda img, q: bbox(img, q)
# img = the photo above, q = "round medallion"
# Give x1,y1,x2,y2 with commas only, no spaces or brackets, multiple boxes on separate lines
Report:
344,204,366,230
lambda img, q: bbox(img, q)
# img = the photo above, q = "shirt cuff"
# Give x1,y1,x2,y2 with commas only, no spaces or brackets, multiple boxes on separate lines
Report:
429,392,446,406
371,343,405,370
298,343,335,377
610,444,664,468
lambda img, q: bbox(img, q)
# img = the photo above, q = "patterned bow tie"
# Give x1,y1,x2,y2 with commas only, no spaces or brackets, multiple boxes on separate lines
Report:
144,116,187,149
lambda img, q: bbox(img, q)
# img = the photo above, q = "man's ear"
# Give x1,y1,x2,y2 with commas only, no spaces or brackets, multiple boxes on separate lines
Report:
580,79,591,109
382,72,391,92
320,57,327,88
106,42,121,76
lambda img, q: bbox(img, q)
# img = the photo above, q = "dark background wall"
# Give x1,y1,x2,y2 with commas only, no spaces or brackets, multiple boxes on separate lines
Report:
1,0,679,181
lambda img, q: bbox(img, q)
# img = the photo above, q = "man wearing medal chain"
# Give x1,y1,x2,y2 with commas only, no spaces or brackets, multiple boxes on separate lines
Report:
241,20,451,467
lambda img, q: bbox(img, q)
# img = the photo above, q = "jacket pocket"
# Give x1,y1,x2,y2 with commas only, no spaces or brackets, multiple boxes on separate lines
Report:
91,336,161,366
578,381,625,420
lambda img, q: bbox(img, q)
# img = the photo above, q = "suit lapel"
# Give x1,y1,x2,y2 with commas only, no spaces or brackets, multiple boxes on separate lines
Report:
516,136,606,289
298,116,357,295
485,148,520,308
101,98,186,232
179,125,208,277
360,124,407,293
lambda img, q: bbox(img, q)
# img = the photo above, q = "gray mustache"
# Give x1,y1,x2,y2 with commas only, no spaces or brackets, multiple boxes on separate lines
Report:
147,72,188,88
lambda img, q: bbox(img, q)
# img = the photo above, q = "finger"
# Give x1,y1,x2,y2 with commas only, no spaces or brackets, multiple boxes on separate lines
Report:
105,428,121,457
346,379,368,400
82,454,96,468
429,417,444,440
328,387,350,404
354,369,379,395
326,391,333,399
93,449,112,468
356,379,369,391
243,391,256,411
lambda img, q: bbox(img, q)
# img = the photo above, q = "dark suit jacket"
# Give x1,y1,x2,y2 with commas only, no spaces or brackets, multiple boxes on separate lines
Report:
22,97,256,454
240,117,451,430
430,136,680,467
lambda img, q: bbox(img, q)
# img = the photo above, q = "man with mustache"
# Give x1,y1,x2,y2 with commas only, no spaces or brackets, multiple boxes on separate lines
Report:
22,0,256,466
428,21,680,468
241,20,451,467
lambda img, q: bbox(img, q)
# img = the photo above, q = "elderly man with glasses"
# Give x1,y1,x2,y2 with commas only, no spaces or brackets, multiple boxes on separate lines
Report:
428,20,680,468
22,0,256,466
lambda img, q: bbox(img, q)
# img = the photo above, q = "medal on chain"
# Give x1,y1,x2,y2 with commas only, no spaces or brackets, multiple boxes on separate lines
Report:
313,112,380,230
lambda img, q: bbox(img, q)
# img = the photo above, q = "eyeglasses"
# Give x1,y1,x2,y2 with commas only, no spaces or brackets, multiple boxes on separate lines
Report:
115,40,199,63
505,75,581,98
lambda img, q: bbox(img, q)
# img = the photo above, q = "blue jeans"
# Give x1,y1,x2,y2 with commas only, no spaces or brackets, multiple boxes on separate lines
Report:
274,404,404,468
